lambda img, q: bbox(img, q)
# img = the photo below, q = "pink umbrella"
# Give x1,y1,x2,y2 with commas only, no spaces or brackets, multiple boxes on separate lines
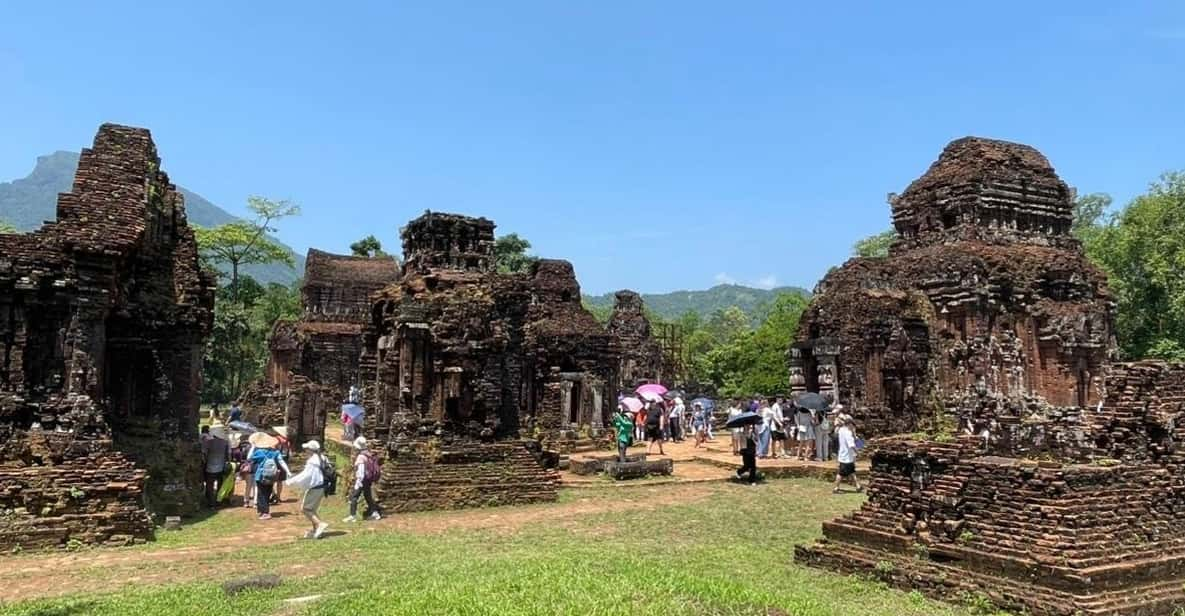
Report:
620,397,643,413
636,383,668,397
639,391,664,403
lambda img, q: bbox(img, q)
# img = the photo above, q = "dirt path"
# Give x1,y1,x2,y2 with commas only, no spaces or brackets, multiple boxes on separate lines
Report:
0,483,717,604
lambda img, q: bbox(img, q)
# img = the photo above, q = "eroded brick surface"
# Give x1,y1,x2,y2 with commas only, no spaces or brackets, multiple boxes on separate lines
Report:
0,124,215,550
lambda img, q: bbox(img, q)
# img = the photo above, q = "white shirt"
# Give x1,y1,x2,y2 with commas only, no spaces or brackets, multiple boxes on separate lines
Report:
760,406,775,431
670,400,685,419
727,406,742,434
837,426,858,464
285,452,326,491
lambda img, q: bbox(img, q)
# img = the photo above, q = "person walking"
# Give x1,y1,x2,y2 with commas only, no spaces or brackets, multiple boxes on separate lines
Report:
634,403,647,443
285,440,331,539
728,401,743,455
248,433,289,520
768,398,787,458
645,401,666,455
735,425,758,485
343,437,383,523
833,418,862,493
228,400,243,423
690,402,707,449
611,406,634,462
201,425,231,508
234,434,256,508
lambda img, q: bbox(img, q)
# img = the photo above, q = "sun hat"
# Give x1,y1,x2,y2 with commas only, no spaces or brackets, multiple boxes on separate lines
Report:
302,440,321,452
248,432,280,449
352,436,368,450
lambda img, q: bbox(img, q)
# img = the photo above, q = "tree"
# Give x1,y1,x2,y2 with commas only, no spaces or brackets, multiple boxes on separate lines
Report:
1073,192,1111,244
195,196,299,302
494,233,537,273
195,196,299,398
350,235,387,258
0,219,16,234
1083,173,1185,361
852,228,896,258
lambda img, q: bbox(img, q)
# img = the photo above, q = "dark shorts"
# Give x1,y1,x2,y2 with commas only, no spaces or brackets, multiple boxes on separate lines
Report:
646,425,662,441
838,462,857,477
772,431,786,441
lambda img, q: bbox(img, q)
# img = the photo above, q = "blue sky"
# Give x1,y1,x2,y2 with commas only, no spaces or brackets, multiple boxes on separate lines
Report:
2,1,1183,295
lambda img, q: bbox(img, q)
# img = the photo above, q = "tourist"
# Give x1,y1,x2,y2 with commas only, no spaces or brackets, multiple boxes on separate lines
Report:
228,400,243,423
795,405,816,460
645,401,666,455
728,401,743,455
735,425,758,485
201,424,231,508
249,433,290,520
344,437,383,523
833,418,862,494
703,403,715,440
611,406,634,462
690,402,707,448
769,397,787,458
271,431,291,504
634,403,647,443
757,400,774,458
669,397,685,442
833,404,850,458
285,440,330,539
815,409,833,461
348,384,361,404
234,434,256,508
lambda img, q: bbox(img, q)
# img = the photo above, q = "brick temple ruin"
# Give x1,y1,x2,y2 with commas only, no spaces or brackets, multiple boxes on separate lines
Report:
0,124,215,550
606,290,666,391
795,137,1185,615
362,212,617,511
244,249,400,444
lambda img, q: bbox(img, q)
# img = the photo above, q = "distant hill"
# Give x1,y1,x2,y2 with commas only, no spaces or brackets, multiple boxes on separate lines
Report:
0,151,303,285
583,284,810,324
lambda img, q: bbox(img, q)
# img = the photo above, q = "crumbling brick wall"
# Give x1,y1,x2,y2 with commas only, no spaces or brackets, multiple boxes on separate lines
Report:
362,213,615,512
0,124,214,550
606,290,665,393
794,138,1114,436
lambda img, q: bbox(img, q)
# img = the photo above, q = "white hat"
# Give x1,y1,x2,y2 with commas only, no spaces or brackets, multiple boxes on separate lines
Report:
302,440,321,452
352,436,368,450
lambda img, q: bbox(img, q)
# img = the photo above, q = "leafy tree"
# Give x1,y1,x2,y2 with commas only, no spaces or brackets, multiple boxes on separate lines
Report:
195,196,299,302
1073,192,1111,241
196,196,299,399
0,219,16,234
1083,173,1185,360
494,233,537,273
852,228,896,258
350,235,387,258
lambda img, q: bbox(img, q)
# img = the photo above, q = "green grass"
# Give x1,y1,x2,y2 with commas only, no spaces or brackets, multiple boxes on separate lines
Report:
0,480,1005,616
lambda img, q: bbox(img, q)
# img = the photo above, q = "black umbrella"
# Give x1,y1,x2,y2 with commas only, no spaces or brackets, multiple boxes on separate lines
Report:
725,411,763,429
794,392,831,412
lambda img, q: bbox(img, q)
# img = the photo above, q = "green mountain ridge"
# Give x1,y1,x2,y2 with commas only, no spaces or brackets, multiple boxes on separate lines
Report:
582,284,810,323
0,151,303,285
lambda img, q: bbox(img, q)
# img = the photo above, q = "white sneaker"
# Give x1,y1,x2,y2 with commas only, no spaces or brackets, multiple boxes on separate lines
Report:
314,522,329,539
369,512,382,521
303,530,315,539
342,515,358,523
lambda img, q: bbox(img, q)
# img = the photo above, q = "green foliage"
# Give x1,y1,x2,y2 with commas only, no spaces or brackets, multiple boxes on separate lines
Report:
583,299,612,324
202,277,301,402
494,233,537,273
853,228,896,258
677,292,810,397
584,283,810,324
0,219,16,234
1078,175,1185,360
349,234,387,257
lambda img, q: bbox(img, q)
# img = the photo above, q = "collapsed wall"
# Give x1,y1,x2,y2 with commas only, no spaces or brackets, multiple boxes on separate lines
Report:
606,290,665,392
795,136,1185,615
0,124,215,549
362,212,616,511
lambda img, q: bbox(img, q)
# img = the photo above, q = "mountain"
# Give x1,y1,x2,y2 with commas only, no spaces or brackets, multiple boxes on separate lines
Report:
583,284,811,324
0,151,304,285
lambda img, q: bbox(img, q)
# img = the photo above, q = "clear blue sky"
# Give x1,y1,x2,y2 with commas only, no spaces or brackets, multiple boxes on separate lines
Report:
2,1,1183,295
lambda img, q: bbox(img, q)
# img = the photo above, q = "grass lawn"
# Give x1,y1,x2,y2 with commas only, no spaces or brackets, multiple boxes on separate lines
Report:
0,479,1007,616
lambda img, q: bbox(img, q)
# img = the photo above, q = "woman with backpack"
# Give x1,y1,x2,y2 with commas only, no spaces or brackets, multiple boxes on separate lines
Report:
285,440,332,539
343,436,383,523
248,433,290,520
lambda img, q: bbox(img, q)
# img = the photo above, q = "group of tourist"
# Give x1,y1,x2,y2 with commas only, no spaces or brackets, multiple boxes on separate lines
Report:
199,399,385,541
610,393,863,494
